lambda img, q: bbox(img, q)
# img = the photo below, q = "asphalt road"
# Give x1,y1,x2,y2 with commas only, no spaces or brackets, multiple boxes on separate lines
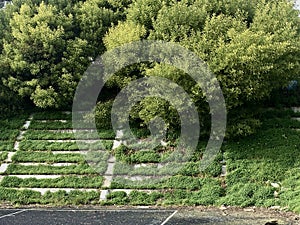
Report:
0,208,296,225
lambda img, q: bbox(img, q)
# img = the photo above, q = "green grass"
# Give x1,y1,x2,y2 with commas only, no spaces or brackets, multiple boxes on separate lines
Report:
0,141,14,151
12,151,85,163
110,176,220,190
1,108,300,210
113,160,221,177
0,152,8,162
0,188,100,205
19,140,113,151
29,120,73,129
0,116,27,129
0,129,19,141
0,176,103,188
105,182,224,206
219,109,300,212
24,129,116,140
33,111,72,120
4,163,100,175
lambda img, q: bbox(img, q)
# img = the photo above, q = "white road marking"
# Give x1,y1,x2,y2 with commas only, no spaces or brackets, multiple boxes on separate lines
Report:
0,209,27,219
161,210,178,225
24,209,175,213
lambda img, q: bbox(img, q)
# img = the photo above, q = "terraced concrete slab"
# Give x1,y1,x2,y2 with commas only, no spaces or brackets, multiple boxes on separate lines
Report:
0,164,9,173
291,107,300,112
23,120,32,130
16,131,26,141
5,152,16,162
52,151,88,154
102,176,113,188
14,141,20,151
112,140,121,149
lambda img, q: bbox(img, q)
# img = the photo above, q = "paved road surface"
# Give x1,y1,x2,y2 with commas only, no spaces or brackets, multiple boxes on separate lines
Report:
0,208,296,225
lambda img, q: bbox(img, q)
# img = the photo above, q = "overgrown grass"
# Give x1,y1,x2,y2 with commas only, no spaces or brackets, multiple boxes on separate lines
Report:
219,108,300,212
29,120,73,130
0,116,28,129
1,108,300,210
33,111,72,120
24,130,116,140
0,176,103,188
110,176,220,190
0,152,8,162
0,141,14,151
0,129,19,141
4,163,100,175
0,188,100,205
105,182,224,206
12,151,85,163
19,140,113,151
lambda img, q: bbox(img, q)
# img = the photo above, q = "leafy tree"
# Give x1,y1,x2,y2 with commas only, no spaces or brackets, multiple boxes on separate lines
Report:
102,0,300,137
74,0,118,58
1,2,87,108
0,0,121,109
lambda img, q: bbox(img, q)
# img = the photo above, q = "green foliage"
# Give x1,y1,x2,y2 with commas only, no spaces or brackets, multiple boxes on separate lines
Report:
12,151,85,163
29,120,73,129
0,116,27,129
103,21,146,50
0,188,100,205
0,0,121,109
150,0,208,41
84,100,113,129
4,163,98,175
0,141,14,151
75,0,119,57
266,84,300,108
226,118,262,138
33,111,71,120
0,188,42,204
113,144,170,163
105,191,129,205
219,183,277,207
24,129,115,140
126,0,168,29
220,110,300,210
128,190,162,205
0,129,19,141
0,152,8,162
19,140,113,151
103,0,300,137
2,2,87,108
42,190,100,205
188,183,224,205
0,176,103,188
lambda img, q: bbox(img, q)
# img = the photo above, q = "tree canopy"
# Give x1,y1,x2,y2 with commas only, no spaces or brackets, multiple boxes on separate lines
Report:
0,0,128,108
102,0,300,136
0,0,299,136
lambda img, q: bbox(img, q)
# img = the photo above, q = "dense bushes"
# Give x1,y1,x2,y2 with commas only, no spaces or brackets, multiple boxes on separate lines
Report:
101,0,300,138
0,0,129,109
0,0,299,137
